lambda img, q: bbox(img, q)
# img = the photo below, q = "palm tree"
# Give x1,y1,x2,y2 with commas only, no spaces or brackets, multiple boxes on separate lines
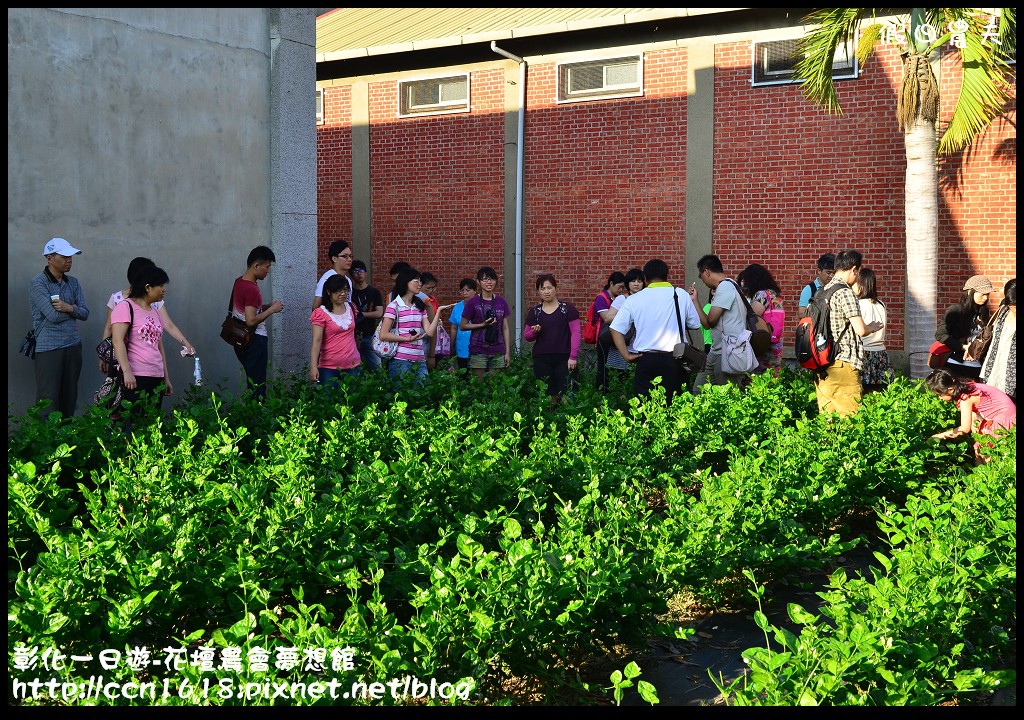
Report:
795,8,1015,378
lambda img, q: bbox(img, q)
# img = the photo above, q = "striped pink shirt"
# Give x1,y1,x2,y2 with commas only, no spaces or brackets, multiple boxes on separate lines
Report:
384,298,428,362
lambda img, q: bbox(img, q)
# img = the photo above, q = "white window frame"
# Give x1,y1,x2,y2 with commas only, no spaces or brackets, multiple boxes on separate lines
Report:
751,37,858,87
397,74,470,118
316,88,324,125
556,54,644,104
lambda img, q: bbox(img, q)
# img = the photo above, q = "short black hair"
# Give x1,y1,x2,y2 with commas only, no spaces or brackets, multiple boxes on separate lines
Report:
328,241,350,260
351,259,367,272
536,273,557,290
247,245,276,267
321,273,350,312
129,265,169,299
459,278,478,292
695,254,723,275
834,250,863,272
477,266,498,281
624,267,646,287
389,261,411,276
420,271,438,285
817,253,836,271
643,259,670,282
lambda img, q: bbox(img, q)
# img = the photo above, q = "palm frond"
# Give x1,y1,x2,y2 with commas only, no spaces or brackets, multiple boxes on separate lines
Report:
938,21,1013,154
795,8,866,114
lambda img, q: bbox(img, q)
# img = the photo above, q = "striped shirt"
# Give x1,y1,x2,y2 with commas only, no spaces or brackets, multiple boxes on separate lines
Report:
384,297,428,362
30,269,90,352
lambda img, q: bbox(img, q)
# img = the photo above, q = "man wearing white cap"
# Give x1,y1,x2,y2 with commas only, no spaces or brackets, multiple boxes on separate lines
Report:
29,237,90,419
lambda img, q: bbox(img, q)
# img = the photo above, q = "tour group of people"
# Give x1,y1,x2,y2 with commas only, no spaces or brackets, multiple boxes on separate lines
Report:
26,238,1016,458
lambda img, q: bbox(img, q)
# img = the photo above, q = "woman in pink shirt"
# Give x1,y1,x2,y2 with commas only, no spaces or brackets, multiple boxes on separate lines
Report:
111,265,171,422
927,369,1016,465
309,274,362,387
378,267,453,383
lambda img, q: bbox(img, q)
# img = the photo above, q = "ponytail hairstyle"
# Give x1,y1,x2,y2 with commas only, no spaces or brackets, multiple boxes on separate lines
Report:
925,368,975,402
603,271,627,291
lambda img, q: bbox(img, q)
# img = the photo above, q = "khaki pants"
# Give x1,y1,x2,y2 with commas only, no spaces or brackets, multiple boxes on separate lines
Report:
813,360,862,416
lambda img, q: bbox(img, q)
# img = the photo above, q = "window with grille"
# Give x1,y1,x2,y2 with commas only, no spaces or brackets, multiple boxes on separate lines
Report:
557,55,643,102
752,38,858,86
316,88,324,125
398,74,470,117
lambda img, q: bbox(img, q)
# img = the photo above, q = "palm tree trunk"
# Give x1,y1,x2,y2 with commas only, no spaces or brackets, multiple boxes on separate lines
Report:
904,116,938,379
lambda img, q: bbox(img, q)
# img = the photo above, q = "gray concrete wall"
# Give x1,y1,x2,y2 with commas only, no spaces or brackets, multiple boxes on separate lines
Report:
8,8,317,418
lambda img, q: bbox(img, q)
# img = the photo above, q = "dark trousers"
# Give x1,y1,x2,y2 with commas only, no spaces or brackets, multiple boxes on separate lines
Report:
634,352,687,404
234,334,269,400
121,375,166,431
595,339,611,392
533,352,574,398
34,343,83,419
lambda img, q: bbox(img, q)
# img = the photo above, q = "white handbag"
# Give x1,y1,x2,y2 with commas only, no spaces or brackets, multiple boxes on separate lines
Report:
372,302,400,360
720,329,759,374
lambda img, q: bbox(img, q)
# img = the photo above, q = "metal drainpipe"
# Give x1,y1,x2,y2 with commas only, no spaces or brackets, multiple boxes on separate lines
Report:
490,42,526,351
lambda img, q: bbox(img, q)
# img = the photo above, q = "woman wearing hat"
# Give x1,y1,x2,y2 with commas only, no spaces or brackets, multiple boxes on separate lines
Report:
935,274,994,379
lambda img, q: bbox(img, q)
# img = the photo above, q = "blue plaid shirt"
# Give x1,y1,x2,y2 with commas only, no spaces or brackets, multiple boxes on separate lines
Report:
29,269,90,352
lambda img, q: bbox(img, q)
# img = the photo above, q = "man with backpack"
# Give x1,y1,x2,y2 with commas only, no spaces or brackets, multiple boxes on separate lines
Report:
689,254,752,388
798,253,836,318
803,249,882,416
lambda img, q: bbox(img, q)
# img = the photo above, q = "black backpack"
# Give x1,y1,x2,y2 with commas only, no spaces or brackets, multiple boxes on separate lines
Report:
794,284,851,376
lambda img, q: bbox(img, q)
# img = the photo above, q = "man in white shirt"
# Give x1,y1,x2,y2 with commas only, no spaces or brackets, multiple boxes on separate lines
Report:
312,241,354,311
609,258,703,404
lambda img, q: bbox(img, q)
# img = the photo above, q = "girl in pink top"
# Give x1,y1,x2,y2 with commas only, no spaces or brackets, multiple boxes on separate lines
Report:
309,274,362,387
927,369,1016,465
111,265,170,419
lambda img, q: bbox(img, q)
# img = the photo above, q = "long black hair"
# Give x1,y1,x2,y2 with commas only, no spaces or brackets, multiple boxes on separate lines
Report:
392,267,426,311
856,267,883,307
957,288,992,325
738,263,781,297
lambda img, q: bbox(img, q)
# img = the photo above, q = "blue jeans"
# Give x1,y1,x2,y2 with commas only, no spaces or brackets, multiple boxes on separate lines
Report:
234,334,269,400
319,366,361,388
359,334,382,371
389,358,427,383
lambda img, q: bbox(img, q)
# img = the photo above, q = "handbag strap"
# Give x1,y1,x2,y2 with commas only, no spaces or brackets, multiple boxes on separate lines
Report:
724,279,759,323
672,288,686,344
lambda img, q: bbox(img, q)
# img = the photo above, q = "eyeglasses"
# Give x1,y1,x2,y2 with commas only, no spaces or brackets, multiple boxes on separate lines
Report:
352,268,366,273
338,253,353,259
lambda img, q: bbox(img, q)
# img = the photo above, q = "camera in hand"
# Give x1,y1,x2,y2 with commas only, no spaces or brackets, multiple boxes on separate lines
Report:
483,308,499,344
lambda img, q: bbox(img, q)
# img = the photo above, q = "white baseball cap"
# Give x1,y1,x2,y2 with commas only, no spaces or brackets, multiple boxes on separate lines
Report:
42,237,82,257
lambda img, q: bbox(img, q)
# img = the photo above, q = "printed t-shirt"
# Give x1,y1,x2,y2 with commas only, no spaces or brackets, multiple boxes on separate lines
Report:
111,299,164,378
464,294,511,356
232,277,268,337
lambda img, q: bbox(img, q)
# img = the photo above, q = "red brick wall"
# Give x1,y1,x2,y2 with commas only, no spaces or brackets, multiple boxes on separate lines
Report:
524,48,688,315
363,69,506,304
316,85,352,277
714,40,908,348
317,42,1015,339
937,53,1017,313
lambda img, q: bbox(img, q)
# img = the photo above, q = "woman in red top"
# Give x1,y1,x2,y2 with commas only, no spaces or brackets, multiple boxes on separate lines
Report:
927,368,1016,465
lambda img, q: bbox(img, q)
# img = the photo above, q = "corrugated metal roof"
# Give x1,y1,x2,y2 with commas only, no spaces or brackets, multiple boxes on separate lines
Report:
317,8,745,61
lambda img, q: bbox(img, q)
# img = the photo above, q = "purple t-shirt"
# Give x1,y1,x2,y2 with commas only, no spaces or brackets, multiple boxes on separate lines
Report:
525,302,580,356
464,293,511,356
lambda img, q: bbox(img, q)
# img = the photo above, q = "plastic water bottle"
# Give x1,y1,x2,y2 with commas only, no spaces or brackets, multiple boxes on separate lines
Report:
193,357,203,386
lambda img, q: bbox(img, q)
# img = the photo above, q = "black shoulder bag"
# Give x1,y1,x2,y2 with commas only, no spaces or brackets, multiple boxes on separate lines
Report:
672,288,706,373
